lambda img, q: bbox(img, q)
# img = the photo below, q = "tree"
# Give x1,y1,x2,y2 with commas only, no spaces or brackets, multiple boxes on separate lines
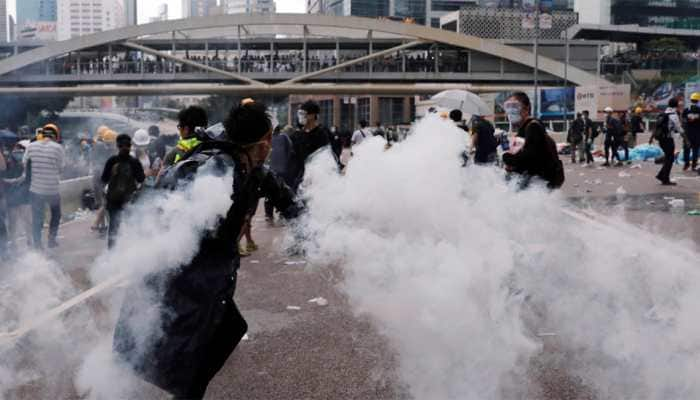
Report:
0,95,73,132
643,38,688,54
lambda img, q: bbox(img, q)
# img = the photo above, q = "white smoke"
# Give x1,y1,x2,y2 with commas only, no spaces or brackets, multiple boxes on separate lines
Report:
299,115,700,399
0,166,234,399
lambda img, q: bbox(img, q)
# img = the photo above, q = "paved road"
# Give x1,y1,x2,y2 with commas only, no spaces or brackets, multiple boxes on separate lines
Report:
3,159,699,400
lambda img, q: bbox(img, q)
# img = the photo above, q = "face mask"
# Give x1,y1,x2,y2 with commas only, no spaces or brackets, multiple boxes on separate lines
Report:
504,101,523,127
11,151,23,162
297,110,308,126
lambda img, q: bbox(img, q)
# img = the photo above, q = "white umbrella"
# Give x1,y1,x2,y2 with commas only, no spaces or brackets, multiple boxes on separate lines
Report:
431,89,491,117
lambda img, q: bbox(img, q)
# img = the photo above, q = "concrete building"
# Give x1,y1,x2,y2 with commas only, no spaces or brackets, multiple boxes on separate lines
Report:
307,0,478,27
8,15,14,42
574,0,610,25
149,3,169,22
225,0,276,14
441,5,578,40
0,0,6,42
17,0,57,41
125,0,137,25
57,0,127,40
182,0,219,17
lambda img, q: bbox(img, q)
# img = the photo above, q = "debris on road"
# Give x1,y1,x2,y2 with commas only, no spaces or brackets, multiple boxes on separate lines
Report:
616,186,627,198
689,210,700,216
284,261,306,266
618,172,631,178
286,306,301,311
669,199,685,208
308,297,329,306
250,260,260,264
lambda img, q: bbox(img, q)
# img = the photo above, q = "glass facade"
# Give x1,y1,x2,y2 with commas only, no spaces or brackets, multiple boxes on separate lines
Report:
394,0,427,24
350,0,390,18
611,0,700,27
17,0,57,25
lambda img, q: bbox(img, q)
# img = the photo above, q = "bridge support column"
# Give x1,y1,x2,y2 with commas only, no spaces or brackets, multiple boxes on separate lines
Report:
403,97,412,123
370,96,380,126
237,26,242,73
333,96,341,129
368,30,373,75
303,25,308,74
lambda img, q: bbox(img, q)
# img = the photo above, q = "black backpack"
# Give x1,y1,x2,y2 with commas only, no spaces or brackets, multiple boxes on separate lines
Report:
107,160,137,205
654,113,670,141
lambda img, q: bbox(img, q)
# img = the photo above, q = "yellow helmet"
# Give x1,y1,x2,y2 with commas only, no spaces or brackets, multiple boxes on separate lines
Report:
634,107,643,114
95,125,110,141
102,129,117,143
691,92,700,102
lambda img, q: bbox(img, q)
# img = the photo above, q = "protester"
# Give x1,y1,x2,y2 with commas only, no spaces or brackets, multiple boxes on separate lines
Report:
265,125,296,223
470,114,498,165
619,111,631,164
502,92,564,189
650,97,683,185
147,125,167,161
132,128,161,186
374,121,386,139
4,140,31,248
0,147,8,254
568,113,585,164
329,126,343,160
90,127,117,233
24,123,64,249
630,107,645,149
290,100,339,191
582,110,596,165
114,99,300,400
682,92,700,172
162,106,208,168
351,120,371,146
603,107,624,167
101,134,145,248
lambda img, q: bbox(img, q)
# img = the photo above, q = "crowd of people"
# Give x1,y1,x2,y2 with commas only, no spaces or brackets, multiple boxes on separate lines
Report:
39,51,451,77
601,50,700,74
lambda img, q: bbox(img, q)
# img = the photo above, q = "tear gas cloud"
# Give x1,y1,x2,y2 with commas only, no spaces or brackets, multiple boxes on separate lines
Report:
0,165,233,399
299,115,700,399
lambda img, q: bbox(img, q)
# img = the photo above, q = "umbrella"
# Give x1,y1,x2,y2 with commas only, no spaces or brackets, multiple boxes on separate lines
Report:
431,90,491,117
0,129,18,145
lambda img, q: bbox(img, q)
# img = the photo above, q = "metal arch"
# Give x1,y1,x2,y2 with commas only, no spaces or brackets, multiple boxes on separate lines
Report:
0,13,604,86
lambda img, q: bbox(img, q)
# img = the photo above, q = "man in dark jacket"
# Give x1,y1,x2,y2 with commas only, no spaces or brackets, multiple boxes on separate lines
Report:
101,134,145,248
682,92,700,171
113,101,300,399
568,113,585,163
603,107,624,167
502,92,564,189
582,110,596,165
290,100,342,191
470,115,498,164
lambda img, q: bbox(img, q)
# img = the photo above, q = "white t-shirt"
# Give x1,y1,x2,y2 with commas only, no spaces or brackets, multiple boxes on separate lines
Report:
351,128,370,145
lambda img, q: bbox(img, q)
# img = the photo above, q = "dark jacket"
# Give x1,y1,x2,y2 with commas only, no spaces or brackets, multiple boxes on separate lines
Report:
502,118,564,189
682,104,700,145
290,125,331,191
605,116,624,139
113,144,299,399
630,115,644,134
269,133,296,188
472,118,498,163
569,118,585,144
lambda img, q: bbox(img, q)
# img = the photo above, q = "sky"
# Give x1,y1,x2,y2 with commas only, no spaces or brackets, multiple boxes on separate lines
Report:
6,0,307,25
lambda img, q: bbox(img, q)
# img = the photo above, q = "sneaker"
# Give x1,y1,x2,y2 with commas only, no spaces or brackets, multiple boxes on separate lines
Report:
615,162,624,167
661,181,678,186
238,244,250,257
246,241,258,253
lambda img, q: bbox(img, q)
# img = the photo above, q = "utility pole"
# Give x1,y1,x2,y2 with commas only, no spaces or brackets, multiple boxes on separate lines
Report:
563,27,569,129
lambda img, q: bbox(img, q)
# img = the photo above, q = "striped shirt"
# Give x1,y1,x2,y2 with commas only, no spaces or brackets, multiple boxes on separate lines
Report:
24,139,65,195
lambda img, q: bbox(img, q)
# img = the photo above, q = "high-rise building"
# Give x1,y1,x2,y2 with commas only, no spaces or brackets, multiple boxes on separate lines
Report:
125,0,137,25
307,0,478,25
17,0,58,41
225,0,276,14
149,3,169,22
8,15,14,41
574,0,610,25
57,0,126,40
182,0,219,17
0,0,6,42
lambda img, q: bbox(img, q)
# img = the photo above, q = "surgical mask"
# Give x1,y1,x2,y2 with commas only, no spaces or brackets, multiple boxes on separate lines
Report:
11,151,23,162
297,110,308,126
504,101,523,127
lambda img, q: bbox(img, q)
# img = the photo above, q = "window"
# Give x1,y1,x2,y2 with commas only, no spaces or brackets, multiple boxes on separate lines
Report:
358,98,370,124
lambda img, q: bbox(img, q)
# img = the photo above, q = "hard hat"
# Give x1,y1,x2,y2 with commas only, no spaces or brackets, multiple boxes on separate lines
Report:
604,107,614,113
132,129,150,146
102,129,117,143
95,125,110,141
42,123,60,137
634,107,643,114
691,92,700,102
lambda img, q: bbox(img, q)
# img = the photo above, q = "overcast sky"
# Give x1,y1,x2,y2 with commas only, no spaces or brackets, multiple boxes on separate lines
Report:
7,0,307,24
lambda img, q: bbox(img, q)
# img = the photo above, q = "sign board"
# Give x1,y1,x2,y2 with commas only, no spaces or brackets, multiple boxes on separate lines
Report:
18,21,56,41
575,84,631,121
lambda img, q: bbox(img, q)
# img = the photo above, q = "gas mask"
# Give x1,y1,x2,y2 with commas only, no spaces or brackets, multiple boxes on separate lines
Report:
504,100,523,127
297,110,308,126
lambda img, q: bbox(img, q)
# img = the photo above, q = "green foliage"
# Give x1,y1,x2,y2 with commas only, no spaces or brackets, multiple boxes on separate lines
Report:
0,95,73,131
643,38,688,53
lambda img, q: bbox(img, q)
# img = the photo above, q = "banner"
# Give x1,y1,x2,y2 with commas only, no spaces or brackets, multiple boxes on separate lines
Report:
538,87,574,119
575,84,631,121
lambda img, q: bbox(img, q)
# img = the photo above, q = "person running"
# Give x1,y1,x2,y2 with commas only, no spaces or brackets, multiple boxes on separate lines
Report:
24,124,65,249
265,125,296,223
90,127,117,233
682,92,700,172
502,92,565,189
629,107,645,150
113,100,300,400
4,140,31,248
101,134,145,248
650,97,684,185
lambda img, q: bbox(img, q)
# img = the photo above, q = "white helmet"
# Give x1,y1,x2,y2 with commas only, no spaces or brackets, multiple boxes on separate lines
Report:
604,106,614,113
133,129,150,146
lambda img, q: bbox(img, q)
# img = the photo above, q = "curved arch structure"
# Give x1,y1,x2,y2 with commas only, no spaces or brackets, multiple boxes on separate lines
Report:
0,13,603,86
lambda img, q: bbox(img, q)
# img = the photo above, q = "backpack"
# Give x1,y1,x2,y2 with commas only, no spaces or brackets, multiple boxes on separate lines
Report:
654,113,670,141
106,160,137,205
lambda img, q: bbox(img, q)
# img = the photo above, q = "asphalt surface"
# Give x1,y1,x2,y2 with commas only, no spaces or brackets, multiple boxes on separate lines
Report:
2,158,699,400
